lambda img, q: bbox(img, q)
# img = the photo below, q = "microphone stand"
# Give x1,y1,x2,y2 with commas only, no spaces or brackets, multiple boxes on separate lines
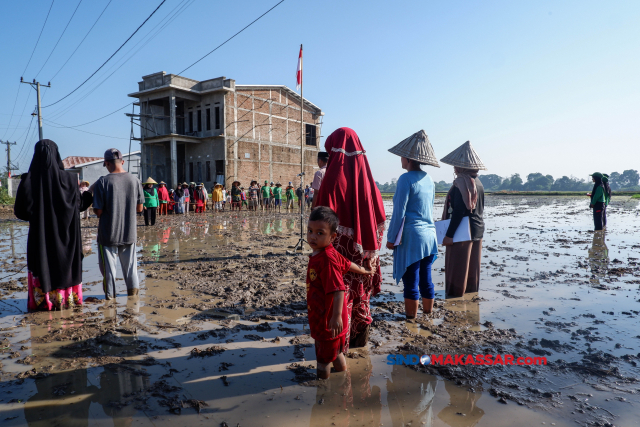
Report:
293,172,306,251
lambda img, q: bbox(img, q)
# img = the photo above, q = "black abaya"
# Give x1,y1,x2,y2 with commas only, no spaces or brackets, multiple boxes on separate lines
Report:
14,140,93,293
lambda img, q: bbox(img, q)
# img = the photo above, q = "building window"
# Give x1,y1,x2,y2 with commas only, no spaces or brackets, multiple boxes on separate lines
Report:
197,162,202,182
215,160,224,178
206,161,211,181
305,124,317,146
188,112,194,133
206,109,211,131
197,110,202,132
214,106,220,130
189,162,194,182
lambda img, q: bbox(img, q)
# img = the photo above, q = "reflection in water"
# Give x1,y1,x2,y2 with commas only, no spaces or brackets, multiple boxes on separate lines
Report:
82,231,96,256
437,381,484,427
25,368,97,427
588,231,609,286
387,364,438,427
24,297,147,427
310,355,381,427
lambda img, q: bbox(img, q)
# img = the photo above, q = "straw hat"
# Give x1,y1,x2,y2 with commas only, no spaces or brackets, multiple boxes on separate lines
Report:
142,177,157,185
388,130,440,167
440,141,487,170
159,181,166,185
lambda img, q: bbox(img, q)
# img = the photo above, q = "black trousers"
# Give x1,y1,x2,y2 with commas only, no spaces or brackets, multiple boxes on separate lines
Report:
603,205,607,227
593,202,604,231
144,207,157,226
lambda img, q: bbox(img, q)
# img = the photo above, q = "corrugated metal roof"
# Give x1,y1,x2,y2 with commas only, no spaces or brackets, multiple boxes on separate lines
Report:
62,156,103,169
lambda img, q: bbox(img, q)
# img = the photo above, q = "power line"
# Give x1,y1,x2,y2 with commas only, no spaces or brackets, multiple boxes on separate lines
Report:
47,0,194,121
176,0,286,77
49,0,113,82
22,0,56,76
43,0,167,108
6,90,33,141
3,0,55,140
31,0,285,151
43,118,127,140
12,115,35,165
16,119,40,172
1,87,22,140
60,102,132,128
35,0,84,79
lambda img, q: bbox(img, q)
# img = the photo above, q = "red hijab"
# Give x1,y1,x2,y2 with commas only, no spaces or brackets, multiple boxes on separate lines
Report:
315,127,386,257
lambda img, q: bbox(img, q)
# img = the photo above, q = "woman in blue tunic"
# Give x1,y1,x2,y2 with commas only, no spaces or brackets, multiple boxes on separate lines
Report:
386,130,440,318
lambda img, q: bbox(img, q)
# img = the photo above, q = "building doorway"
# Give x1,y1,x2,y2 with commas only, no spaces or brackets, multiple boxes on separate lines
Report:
177,144,186,183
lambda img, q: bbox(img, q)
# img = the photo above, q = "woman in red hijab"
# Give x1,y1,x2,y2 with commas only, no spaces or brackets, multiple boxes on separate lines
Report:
315,127,386,350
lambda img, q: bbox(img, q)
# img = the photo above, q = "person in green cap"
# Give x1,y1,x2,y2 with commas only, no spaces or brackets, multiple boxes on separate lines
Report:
261,180,270,210
273,182,283,213
142,177,159,226
588,172,606,231
602,174,612,228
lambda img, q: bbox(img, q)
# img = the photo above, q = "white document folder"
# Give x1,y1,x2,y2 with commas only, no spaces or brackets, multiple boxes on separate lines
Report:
435,217,471,245
393,218,405,246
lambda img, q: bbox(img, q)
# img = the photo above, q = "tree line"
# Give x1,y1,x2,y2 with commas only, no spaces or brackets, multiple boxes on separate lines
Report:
376,170,640,193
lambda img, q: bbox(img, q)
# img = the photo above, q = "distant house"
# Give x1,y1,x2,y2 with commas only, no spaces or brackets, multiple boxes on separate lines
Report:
128,71,324,188
62,151,141,184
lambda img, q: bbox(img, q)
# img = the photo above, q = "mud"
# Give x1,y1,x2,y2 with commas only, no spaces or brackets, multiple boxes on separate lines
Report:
0,197,639,426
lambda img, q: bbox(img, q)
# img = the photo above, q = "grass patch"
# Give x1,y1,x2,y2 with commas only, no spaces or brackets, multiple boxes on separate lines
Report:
0,187,15,205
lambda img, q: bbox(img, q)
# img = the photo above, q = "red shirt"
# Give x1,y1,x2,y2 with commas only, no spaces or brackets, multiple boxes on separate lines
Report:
306,244,351,341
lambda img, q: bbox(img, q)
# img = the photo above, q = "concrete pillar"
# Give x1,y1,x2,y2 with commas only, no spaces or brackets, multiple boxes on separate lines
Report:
141,143,146,181
170,138,177,188
169,93,176,134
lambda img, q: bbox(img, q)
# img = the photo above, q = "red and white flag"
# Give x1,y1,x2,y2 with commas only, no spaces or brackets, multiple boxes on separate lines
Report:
296,45,302,91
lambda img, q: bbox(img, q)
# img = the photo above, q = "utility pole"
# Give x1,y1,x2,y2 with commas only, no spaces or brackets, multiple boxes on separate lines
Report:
20,78,51,141
0,140,18,178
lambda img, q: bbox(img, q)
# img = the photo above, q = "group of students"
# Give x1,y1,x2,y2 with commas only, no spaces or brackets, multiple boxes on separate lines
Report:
588,172,612,231
136,178,318,217
138,179,209,225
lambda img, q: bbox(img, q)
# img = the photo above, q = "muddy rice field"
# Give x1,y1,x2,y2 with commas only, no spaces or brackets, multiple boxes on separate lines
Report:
1,195,640,426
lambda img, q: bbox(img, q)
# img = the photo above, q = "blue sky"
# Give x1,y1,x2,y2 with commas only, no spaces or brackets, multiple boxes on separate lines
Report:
1,0,638,184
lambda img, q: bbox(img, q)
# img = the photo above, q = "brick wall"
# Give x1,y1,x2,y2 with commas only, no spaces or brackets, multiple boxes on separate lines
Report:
224,87,322,186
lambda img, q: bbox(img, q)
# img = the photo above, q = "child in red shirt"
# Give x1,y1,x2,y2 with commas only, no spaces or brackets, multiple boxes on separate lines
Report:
306,206,373,379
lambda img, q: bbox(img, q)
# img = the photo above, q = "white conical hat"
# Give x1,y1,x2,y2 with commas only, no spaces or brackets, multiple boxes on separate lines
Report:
388,130,439,167
440,140,487,170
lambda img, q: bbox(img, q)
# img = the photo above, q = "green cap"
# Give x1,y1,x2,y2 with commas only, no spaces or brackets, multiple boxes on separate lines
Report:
590,172,603,179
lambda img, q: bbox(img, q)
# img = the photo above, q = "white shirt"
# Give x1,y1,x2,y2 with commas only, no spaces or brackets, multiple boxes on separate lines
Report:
311,166,327,191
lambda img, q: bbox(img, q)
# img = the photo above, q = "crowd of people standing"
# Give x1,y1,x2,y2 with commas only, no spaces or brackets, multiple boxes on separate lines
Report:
14,130,491,381
129,178,320,218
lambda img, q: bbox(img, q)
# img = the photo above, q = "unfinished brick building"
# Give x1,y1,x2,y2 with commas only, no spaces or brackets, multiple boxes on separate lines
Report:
128,71,324,189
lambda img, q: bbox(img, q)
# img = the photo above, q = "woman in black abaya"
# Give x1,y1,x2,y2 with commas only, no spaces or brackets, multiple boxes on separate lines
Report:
14,140,93,310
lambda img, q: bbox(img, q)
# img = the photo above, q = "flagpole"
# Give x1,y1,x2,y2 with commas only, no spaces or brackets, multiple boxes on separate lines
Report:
295,44,306,252
300,44,304,210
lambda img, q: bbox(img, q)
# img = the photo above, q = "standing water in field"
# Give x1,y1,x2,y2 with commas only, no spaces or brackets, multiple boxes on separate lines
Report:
0,195,639,426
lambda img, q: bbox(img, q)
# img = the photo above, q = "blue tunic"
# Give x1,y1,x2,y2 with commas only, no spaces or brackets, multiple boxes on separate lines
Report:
387,171,438,283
